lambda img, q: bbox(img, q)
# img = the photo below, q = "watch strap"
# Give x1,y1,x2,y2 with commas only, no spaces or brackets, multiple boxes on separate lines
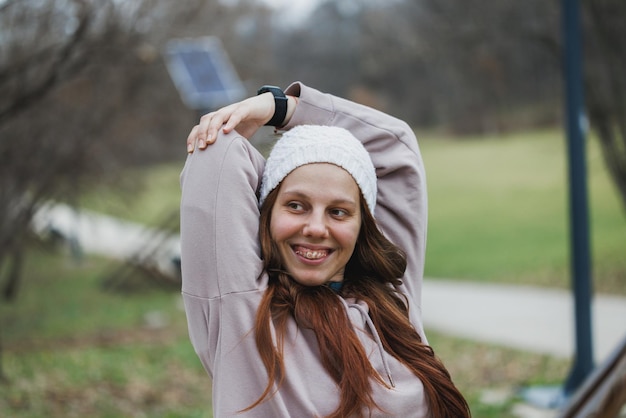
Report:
257,85,288,127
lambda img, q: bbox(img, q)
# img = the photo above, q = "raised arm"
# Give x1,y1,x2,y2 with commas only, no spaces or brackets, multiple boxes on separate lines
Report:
281,82,428,332
180,131,266,298
180,130,266,372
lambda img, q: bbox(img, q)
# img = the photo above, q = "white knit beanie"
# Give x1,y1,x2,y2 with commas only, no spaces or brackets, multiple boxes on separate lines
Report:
259,125,377,214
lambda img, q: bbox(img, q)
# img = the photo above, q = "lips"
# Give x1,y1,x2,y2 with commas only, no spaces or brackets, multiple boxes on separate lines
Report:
293,245,330,260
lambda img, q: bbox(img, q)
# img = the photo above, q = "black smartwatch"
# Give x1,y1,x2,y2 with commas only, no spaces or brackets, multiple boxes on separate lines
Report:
257,85,288,127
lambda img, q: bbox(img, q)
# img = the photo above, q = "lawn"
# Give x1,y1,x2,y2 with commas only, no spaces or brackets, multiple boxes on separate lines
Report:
421,129,625,294
1,128,623,417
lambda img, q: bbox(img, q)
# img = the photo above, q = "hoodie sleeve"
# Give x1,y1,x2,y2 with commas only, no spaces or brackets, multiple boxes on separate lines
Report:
179,130,267,372
282,82,428,337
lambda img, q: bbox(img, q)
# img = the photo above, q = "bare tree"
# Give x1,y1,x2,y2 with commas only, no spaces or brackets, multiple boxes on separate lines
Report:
0,0,186,379
271,0,563,133
0,0,276,379
0,0,219,300
1,0,136,301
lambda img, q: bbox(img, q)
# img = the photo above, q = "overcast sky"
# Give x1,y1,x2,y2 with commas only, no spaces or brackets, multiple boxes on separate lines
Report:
259,0,321,22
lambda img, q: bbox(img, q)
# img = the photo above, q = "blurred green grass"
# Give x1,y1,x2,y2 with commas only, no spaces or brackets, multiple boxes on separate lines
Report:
78,161,185,227
421,130,625,294
1,250,213,418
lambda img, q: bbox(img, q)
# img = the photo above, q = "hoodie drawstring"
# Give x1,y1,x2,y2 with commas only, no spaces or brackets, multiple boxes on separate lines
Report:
350,303,395,388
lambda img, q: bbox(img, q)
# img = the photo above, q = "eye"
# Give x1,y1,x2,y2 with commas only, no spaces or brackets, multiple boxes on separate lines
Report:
330,208,349,218
286,201,304,211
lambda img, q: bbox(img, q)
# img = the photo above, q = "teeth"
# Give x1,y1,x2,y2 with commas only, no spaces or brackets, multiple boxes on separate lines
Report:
296,249,327,259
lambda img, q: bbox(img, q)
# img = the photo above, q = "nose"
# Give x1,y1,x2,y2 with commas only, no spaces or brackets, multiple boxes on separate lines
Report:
302,211,329,238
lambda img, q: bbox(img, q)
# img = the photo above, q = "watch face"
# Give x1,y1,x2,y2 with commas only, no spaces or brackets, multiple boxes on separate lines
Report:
258,86,285,98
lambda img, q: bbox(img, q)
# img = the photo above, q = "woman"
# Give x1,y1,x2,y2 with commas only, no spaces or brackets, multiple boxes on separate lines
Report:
181,82,470,417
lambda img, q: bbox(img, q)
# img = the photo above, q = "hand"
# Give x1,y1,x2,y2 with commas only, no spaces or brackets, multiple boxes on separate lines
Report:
187,93,275,153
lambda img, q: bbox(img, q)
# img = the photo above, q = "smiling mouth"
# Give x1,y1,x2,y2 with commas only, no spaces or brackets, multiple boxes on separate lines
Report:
294,246,330,260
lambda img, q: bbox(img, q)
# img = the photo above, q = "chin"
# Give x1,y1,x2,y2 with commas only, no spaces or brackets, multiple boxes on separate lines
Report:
290,273,330,287
293,279,327,288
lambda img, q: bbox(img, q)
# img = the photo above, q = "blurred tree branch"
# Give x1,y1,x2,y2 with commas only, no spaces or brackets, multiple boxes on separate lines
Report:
0,0,91,124
0,0,253,381
583,0,626,212
0,0,193,302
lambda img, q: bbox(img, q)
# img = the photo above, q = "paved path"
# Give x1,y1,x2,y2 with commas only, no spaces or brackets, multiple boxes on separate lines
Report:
31,202,180,279
422,279,626,364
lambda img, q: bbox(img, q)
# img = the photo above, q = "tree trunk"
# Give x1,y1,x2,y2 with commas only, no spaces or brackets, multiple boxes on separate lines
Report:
2,247,23,302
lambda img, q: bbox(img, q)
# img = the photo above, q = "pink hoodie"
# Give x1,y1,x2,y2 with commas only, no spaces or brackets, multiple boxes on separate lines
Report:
180,82,429,417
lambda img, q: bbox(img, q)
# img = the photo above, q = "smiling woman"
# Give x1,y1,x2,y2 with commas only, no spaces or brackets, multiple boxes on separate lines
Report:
180,82,470,417
269,162,362,287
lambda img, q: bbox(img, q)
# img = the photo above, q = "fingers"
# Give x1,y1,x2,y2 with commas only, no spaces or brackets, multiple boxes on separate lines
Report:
187,94,273,152
221,107,247,134
187,125,199,153
198,106,240,147
197,112,217,149
186,109,227,153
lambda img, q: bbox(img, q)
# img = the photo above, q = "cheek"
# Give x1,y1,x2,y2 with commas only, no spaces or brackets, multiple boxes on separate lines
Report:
338,223,361,250
269,213,298,242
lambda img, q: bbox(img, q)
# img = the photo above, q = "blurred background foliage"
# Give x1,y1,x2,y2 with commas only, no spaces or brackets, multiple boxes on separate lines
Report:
1,0,625,416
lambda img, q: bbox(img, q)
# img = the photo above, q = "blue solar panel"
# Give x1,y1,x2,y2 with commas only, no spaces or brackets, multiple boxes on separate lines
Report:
178,50,224,94
163,37,246,111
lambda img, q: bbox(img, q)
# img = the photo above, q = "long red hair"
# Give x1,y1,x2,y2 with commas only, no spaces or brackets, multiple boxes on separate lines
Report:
243,187,471,418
